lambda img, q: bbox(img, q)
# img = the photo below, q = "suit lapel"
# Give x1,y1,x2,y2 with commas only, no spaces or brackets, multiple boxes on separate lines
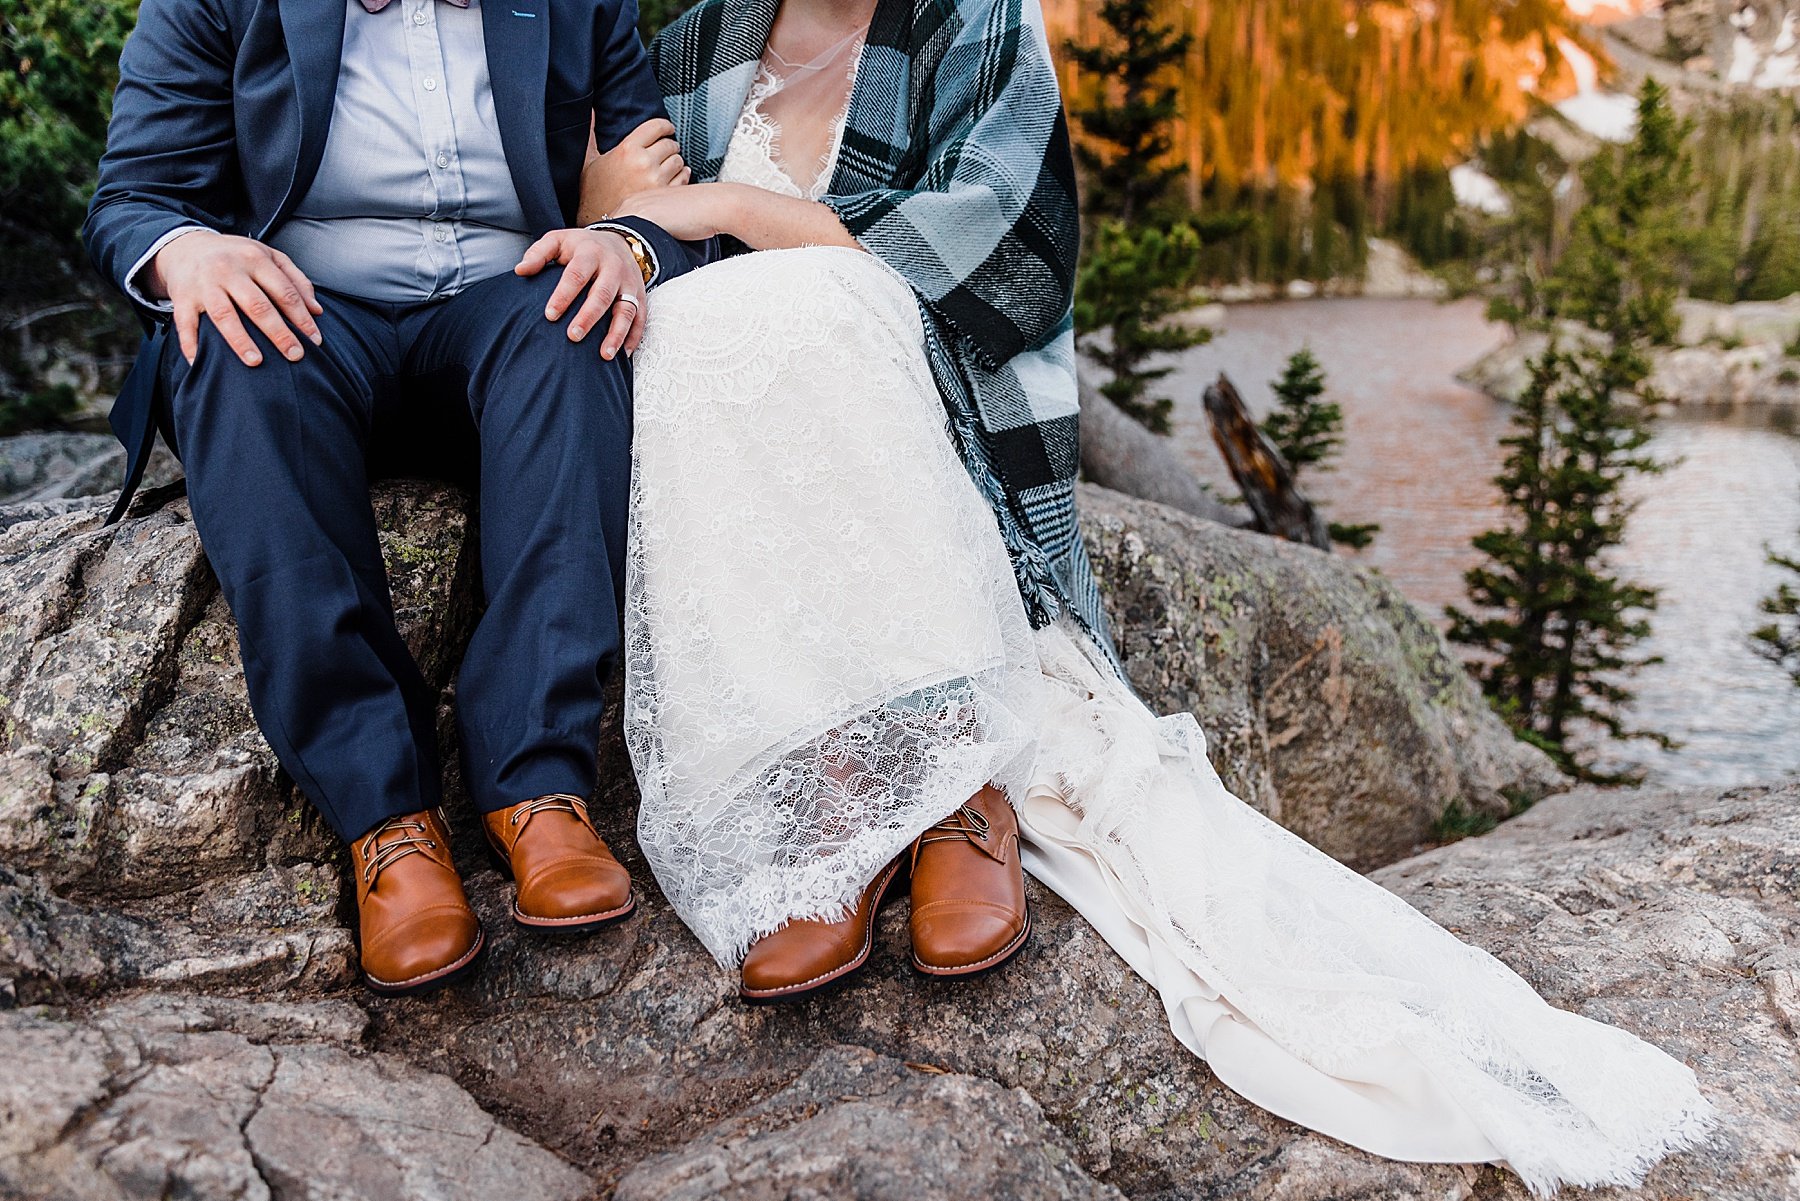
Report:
270,0,348,235
484,0,559,230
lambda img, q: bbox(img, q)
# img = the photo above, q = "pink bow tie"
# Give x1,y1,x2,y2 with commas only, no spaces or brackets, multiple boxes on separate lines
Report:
359,0,469,11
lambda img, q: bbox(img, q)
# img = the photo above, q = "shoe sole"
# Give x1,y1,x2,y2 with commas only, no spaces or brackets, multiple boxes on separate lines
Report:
486,835,638,936
739,858,905,1004
362,927,486,998
911,910,1032,979
513,893,637,935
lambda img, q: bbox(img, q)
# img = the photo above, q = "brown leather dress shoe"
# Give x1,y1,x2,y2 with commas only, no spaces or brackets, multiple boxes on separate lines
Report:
351,808,484,997
483,794,635,932
739,855,906,1003
909,785,1030,977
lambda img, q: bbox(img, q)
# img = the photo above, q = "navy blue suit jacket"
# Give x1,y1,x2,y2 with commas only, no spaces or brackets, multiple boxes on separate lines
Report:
84,0,710,522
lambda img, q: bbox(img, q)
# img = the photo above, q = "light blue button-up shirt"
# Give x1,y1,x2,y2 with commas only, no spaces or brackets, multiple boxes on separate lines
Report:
267,0,533,302
130,0,658,309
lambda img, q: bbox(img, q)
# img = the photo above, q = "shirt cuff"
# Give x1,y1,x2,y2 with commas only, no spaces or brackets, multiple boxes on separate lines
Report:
585,220,661,287
125,226,210,312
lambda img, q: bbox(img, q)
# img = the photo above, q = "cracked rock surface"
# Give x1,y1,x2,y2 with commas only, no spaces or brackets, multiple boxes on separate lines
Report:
1,482,1786,1200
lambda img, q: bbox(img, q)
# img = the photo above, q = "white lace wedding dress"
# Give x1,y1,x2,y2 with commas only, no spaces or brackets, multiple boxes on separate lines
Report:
621,44,1716,1196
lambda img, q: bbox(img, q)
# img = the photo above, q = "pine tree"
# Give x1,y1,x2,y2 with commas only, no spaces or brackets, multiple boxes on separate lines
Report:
1063,0,1191,225
1074,220,1208,434
1447,82,1689,781
1445,346,1670,779
1067,1,1206,435
1752,538,1800,687
1542,78,1690,347
1262,349,1337,469
1259,348,1379,548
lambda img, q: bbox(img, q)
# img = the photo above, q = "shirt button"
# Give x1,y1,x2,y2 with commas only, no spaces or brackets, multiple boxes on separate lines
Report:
422,77,438,91
435,225,449,243
435,152,450,169
412,7,426,21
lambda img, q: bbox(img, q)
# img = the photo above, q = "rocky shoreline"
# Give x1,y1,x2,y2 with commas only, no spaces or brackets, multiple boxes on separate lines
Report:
1460,297,1800,411
1,483,1792,1200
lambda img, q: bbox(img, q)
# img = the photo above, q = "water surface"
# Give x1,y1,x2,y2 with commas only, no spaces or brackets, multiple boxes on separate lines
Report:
1160,297,1800,788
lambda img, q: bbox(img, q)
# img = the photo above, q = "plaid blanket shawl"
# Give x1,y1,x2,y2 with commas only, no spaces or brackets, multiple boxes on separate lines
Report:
651,0,1115,654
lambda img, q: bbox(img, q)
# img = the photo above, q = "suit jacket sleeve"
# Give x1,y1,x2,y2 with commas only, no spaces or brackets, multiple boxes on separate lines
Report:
83,0,241,319
590,0,717,284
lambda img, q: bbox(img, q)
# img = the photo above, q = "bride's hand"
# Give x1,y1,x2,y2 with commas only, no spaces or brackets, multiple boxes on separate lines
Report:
577,116,691,226
612,183,736,242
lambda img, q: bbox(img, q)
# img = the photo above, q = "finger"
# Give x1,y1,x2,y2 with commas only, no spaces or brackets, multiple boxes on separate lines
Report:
676,166,693,186
626,117,677,148
648,136,683,165
515,230,564,276
622,292,648,356
251,259,321,346
226,276,305,362
601,283,640,360
653,154,687,187
270,249,325,321
566,264,620,343
544,251,599,322
175,300,201,365
202,288,263,367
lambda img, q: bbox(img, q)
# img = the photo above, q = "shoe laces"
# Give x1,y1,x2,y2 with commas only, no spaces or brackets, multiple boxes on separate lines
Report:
359,814,439,888
509,793,592,839
917,802,991,849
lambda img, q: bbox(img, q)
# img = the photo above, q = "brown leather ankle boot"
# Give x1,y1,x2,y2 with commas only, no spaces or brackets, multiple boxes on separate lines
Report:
739,855,906,1002
351,808,484,996
483,794,635,932
909,785,1030,977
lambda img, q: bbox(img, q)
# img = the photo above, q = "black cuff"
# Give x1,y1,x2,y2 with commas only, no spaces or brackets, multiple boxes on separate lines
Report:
588,214,710,287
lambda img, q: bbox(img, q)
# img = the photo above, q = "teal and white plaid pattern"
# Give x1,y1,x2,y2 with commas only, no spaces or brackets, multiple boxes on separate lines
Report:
652,0,1115,655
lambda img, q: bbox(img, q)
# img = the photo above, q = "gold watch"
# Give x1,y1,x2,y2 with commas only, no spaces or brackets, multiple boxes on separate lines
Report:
590,217,655,286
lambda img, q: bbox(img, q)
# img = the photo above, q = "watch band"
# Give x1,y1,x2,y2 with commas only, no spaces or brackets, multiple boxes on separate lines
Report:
586,219,657,286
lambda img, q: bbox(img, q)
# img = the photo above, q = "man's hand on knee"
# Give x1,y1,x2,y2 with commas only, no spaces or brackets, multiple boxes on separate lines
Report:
513,229,647,361
149,231,325,368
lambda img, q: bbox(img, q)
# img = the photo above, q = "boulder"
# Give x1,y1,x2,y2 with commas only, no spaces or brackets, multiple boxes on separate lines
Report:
0,484,476,904
1374,779,1800,1201
1661,0,1723,61
1079,484,1562,866
1675,296,1800,350
9,483,1790,1201
1460,316,1800,411
1076,382,1245,528
0,996,593,1201
1361,236,1450,300
0,431,179,507
612,1048,1122,1201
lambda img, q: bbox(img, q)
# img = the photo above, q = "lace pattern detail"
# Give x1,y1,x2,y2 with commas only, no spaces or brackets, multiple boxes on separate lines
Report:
627,246,1042,962
718,49,861,201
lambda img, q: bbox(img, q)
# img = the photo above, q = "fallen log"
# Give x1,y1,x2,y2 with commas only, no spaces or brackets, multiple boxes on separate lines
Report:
1077,379,1246,527
1202,372,1331,551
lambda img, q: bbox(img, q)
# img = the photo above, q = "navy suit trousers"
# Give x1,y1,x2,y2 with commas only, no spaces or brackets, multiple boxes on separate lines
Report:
163,267,631,841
